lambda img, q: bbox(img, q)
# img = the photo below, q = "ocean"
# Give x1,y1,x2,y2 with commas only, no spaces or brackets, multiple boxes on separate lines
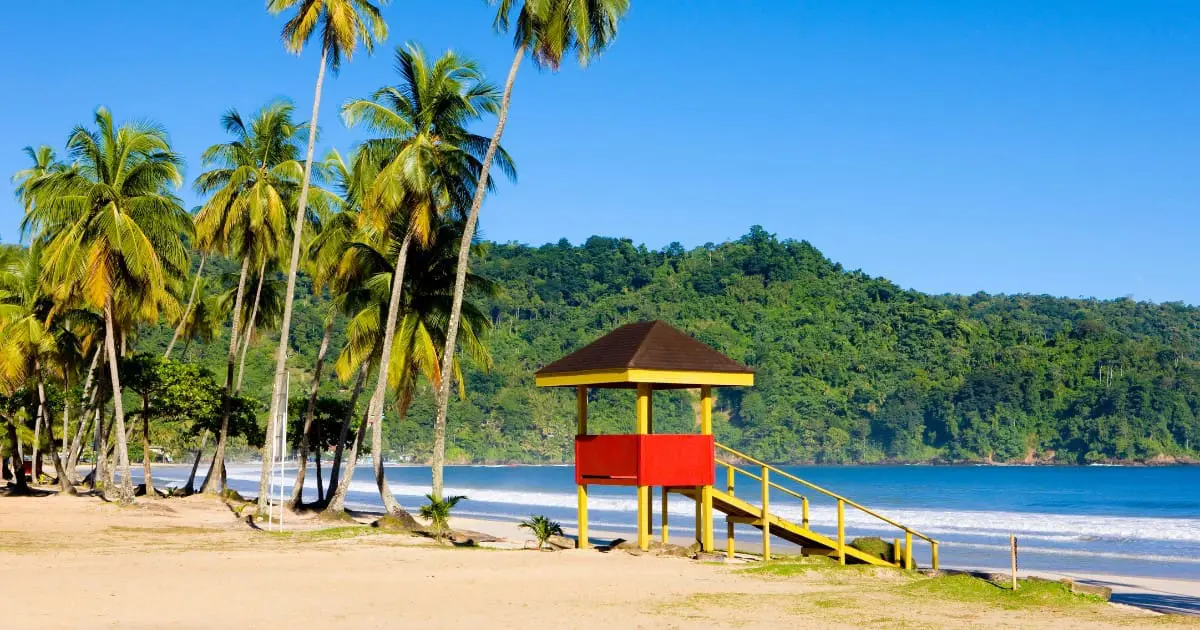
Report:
149,462,1200,579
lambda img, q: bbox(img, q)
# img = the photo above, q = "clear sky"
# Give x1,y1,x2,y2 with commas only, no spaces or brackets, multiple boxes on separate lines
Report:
1,1,1197,304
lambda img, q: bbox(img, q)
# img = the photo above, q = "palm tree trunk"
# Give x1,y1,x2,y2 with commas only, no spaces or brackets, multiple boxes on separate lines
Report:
289,317,333,507
66,405,94,482
68,344,103,481
326,362,368,504
102,298,135,504
141,395,155,498
366,231,414,515
49,404,76,495
90,408,112,490
184,429,208,494
32,400,42,482
324,407,369,515
165,254,206,360
201,256,250,495
60,400,69,473
431,45,525,499
6,421,28,493
261,45,329,516
236,260,267,392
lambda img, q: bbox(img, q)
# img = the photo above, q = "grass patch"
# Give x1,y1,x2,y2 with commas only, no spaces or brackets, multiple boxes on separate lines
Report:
107,526,218,535
264,526,387,542
901,574,1104,611
740,555,893,580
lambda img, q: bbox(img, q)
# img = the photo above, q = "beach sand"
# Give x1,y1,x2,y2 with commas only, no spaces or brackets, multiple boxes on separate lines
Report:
1,491,1196,629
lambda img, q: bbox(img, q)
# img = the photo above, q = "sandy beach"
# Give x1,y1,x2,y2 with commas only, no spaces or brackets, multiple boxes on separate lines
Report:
2,491,1197,629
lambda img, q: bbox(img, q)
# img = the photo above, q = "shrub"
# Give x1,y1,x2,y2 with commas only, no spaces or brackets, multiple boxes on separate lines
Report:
419,494,466,544
519,515,565,550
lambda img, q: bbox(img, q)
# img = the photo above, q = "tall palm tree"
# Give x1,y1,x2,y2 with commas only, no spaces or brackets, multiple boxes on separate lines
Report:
341,43,513,515
430,0,629,498
23,107,192,504
262,0,389,515
323,218,492,514
193,101,305,495
164,248,206,360
288,149,357,507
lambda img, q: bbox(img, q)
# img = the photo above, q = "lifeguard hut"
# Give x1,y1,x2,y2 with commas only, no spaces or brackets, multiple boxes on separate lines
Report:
535,320,753,552
536,320,941,569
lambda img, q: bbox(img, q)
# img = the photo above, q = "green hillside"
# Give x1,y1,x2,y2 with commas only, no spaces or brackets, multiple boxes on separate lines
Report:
141,227,1200,465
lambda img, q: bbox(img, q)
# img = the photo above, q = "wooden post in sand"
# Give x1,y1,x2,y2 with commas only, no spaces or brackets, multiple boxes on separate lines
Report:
1010,535,1019,590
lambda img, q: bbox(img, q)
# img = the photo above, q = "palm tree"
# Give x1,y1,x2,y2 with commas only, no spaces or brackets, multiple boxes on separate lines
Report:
193,101,305,495
164,249,206,360
325,217,493,514
262,0,389,516
341,42,512,515
419,493,466,544
429,0,629,498
22,107,192,504
519,514,564,550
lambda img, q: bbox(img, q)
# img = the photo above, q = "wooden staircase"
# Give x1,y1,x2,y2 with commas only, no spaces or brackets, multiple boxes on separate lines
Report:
673,443,940,570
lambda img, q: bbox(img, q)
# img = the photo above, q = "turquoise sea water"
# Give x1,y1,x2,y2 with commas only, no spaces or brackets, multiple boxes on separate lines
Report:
152,463,1200,579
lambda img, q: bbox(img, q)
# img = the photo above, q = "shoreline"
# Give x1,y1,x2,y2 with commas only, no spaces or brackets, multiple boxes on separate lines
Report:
3,491,1198,626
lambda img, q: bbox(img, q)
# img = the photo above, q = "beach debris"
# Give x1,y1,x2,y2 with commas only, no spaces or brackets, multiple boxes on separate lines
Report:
371,511,421,532
1059,579,1113,601
546,534,575,550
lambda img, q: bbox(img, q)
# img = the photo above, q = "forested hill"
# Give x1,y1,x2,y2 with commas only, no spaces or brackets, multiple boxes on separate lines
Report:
410,227,1200,465
158,227,1200,465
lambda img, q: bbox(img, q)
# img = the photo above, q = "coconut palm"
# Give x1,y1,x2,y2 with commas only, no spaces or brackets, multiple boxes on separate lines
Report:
21,107,192,504
519,514,565,550
289,150,357,507
419,493,466,544
324,217,493,514
262,0,389,515
340,42,513,515
193,101,305,495
429,0,629,498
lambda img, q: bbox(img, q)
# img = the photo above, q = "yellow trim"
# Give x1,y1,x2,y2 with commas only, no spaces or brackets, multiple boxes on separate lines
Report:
536,368,753,388
576,385,588,435
661,490,669,544
577,485,588,549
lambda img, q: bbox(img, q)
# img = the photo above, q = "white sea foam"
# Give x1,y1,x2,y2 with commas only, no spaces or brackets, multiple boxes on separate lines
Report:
203,468,1200,549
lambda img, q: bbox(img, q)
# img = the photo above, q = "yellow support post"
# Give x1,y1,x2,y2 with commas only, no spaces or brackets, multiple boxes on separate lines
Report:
637,486,650,550
931,541,939,570
761,466,770,562
802,496,810,529
837,499,846,565
576,386,589,549
905,530,913,571
893,539,901,567
636,384,650,551
726,464,736,559
701,385,714,552
661,488,669,544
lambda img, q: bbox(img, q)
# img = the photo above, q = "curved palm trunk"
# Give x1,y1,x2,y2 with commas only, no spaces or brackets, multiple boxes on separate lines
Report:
431,46,525,499
140,395,155,498
31,404,42,482
326,362,368,503
102,298,135,504
260,46,328,516
6,422,28,493
289,317,333,507
165,254,206,360
324,407,370,515
184,429,209,494
236,260,267,392
201,257,250,495
366,232,414,515
66,348,100,483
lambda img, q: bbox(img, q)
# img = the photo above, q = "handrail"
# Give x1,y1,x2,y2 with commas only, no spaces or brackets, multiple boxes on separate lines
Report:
718,461,807,503
715,442,938,545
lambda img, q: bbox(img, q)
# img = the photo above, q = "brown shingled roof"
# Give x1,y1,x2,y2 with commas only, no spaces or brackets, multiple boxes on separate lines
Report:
536,321,753,376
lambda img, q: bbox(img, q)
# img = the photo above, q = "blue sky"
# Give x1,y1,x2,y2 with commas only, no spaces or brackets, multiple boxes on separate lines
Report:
1,1,1197,304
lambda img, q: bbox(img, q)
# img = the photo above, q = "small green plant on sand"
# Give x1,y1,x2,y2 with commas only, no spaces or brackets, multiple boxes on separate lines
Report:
519,515,564,549
419,494,466,544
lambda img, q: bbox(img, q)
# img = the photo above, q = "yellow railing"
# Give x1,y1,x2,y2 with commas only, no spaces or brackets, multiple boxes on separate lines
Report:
715,442,939,570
